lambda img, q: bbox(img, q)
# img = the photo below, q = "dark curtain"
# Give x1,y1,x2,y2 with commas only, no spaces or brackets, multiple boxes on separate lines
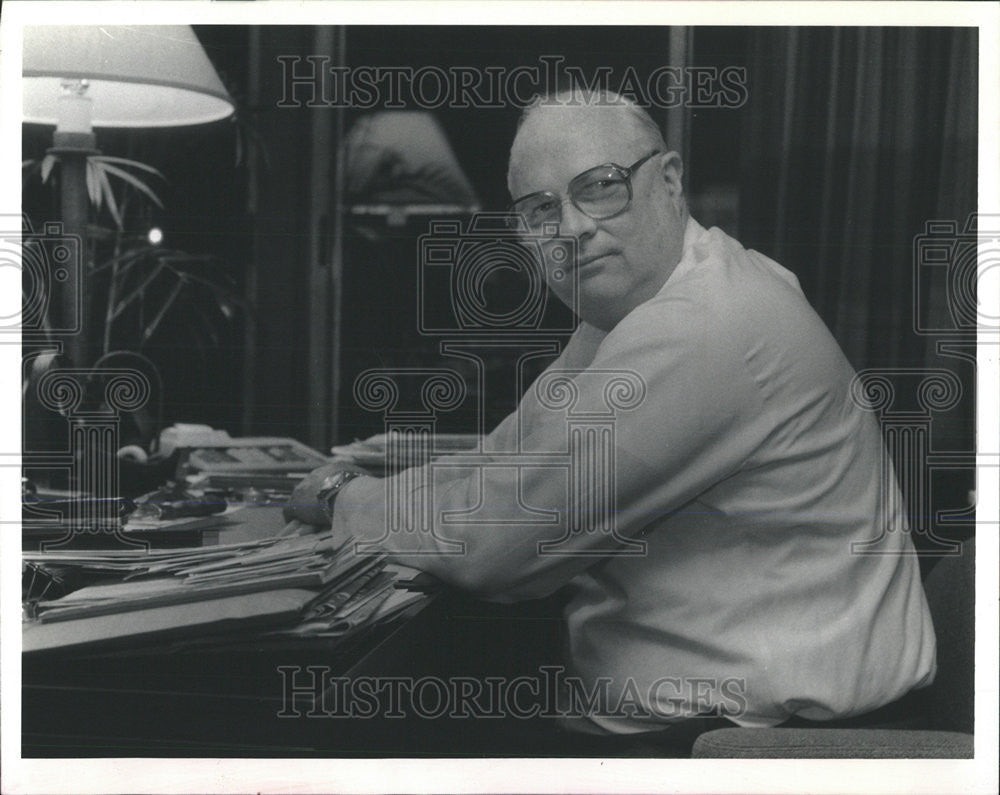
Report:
739,27,977,370
738,27,978,542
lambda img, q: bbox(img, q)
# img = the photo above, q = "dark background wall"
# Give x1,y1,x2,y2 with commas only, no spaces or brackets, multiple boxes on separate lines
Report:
231,25,751,445
22,26,976,494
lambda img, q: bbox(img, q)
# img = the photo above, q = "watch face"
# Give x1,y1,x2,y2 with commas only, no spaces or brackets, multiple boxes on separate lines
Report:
317,474,343,502
323,472,346,490
317,471,359,510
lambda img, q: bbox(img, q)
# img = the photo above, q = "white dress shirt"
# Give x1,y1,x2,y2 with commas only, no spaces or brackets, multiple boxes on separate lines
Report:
334,217,937,731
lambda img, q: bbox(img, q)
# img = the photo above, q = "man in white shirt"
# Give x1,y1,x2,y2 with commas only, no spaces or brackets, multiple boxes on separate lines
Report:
288,90,936,745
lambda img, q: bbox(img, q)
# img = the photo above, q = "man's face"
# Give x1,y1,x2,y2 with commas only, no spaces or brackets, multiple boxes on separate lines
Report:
508,105,688,331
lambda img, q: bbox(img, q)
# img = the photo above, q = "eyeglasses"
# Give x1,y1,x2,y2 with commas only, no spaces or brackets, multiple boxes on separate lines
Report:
509,150,663,237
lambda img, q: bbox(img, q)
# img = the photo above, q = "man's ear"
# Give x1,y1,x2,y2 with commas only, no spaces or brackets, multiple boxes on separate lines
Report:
658,151,684,197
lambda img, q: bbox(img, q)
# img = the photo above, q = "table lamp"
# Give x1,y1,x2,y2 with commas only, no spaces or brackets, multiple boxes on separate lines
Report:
22,25,236,366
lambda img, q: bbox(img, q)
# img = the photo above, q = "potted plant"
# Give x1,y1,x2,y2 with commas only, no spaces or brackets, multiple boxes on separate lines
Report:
22,145,247,492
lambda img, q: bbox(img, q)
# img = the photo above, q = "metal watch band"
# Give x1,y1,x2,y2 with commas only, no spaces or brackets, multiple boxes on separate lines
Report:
317,470,363,520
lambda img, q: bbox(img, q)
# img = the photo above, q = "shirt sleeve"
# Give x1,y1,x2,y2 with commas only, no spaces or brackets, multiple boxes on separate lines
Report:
332,288,771,601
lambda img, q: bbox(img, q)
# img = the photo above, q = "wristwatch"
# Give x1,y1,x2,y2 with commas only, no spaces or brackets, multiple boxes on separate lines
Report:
315,470,363,520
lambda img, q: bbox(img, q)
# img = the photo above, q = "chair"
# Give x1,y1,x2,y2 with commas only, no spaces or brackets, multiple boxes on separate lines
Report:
692,537,975,758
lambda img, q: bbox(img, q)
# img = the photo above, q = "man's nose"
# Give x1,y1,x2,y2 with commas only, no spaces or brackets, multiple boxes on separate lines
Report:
558,198,598,239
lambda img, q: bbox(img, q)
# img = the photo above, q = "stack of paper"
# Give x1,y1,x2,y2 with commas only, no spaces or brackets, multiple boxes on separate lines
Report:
122,504,244,536
22,533,432,653
264,561,432,639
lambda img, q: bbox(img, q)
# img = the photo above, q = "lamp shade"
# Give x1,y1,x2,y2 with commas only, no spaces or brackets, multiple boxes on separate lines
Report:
344,112,480,208
23,25,234,128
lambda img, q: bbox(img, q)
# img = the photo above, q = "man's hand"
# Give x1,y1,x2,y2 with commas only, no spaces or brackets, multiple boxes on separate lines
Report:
283,461,368,526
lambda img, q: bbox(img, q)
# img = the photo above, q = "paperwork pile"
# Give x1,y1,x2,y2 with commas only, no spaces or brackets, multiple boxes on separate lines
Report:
23,533,430,653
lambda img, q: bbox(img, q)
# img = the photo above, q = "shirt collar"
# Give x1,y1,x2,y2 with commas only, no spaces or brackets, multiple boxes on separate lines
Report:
664,214,707,289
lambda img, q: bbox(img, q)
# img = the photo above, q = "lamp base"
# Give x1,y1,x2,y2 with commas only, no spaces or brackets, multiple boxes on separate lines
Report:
50,130,98,152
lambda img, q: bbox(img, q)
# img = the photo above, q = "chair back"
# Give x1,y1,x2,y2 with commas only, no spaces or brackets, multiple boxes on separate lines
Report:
921,537,975,733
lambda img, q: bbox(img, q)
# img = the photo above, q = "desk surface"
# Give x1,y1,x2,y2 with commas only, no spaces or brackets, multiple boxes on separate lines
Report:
22,593,569,757
22,506,568,757
22,506,423,755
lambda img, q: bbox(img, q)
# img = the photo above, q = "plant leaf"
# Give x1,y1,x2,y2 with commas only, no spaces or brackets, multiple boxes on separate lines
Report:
86,160,102,208
158,266,243,310
142,278,185,344
96,162,164,208
90,245,152,273
111,260,166,319
96,167,123,228
92,155,166,181
40,154,57,184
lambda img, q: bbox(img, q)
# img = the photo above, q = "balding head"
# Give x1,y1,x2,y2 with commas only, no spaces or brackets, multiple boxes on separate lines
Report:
505,88,689,331
508,89,669,195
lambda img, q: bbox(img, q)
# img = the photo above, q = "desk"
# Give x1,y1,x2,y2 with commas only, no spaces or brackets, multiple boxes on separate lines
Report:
22,507,567,757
